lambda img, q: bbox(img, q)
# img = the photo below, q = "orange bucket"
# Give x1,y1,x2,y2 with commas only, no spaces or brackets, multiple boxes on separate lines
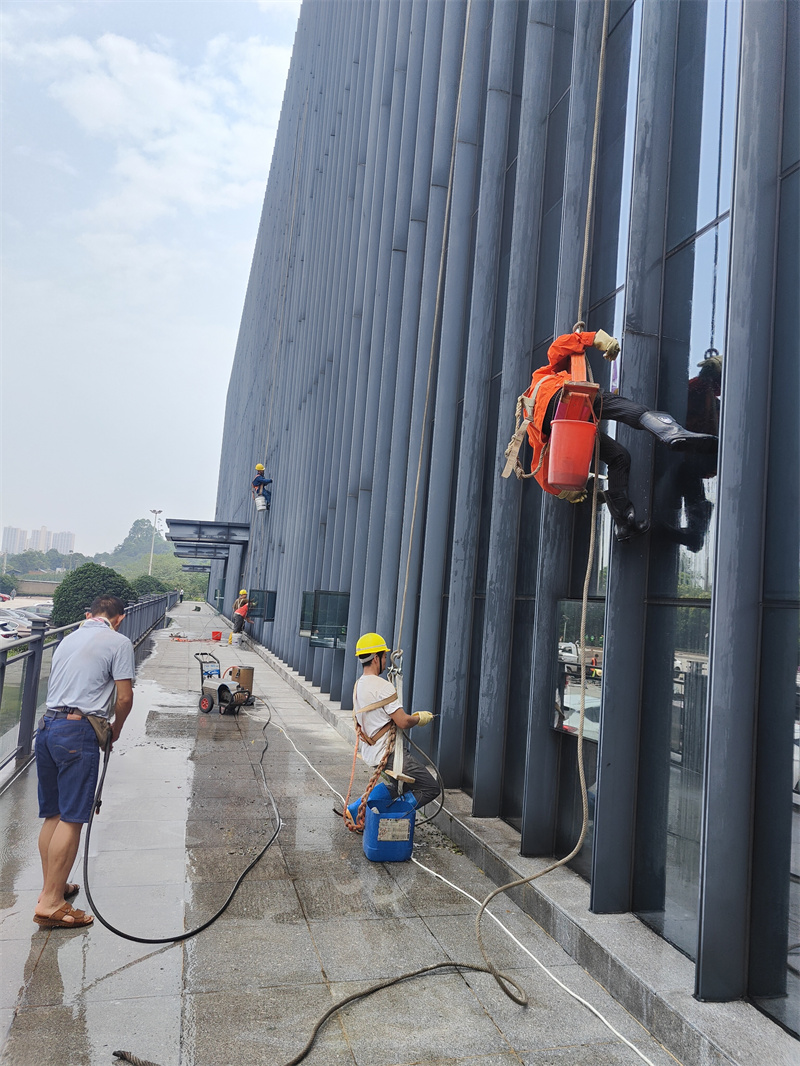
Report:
211,631,222,642
548,419,596,491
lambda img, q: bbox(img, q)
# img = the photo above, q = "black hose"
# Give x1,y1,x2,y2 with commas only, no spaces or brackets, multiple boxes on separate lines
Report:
82,710,281,945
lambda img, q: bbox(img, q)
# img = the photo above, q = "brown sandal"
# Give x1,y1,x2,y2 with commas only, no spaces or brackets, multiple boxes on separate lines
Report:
34,903,94,929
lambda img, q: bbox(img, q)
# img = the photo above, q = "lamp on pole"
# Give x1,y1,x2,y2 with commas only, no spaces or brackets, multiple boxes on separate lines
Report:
148,509,163,576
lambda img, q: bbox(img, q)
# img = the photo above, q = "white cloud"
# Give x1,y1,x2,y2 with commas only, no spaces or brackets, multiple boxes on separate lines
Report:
4,28,290,232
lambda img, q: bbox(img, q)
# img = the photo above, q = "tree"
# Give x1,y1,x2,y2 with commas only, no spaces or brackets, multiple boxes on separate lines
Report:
0,574,17,595
110,518,171,565
51,563,136,628
131,574,169,597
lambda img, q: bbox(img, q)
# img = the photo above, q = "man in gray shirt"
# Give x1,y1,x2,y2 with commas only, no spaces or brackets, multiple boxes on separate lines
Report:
34,594,135,928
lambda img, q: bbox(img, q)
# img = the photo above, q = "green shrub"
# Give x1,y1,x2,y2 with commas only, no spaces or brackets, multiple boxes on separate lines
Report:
131,574,169,597
51,563,136,628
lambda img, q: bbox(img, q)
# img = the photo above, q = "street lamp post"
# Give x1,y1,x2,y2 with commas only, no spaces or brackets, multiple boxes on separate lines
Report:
148,509,163,576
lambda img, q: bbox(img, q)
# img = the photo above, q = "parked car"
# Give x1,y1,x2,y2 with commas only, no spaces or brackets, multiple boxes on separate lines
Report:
18,604,53,622
0,612,32,639
559,693,601,742
558,642,580,675
0,592,11,602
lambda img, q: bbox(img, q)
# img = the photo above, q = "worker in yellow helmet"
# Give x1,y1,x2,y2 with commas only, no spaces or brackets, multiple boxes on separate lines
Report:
251,463,272,509
229,589,251,646
352,633,440,810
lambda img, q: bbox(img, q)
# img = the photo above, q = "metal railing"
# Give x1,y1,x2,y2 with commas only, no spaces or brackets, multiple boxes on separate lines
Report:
0,592,179,773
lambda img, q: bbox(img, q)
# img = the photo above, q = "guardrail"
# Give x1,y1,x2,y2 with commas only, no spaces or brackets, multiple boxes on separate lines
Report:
0,591,179,773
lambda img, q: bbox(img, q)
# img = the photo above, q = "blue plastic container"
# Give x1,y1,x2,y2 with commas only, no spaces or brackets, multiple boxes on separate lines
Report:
363,792,417,862
346,781,392,824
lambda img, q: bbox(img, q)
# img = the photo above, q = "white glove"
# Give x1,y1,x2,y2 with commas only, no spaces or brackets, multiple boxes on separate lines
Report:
592,329,620,361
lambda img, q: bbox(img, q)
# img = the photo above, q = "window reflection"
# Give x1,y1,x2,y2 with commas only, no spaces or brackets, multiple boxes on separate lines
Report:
552,599,604,744
635,605,710,958
667,0,739,250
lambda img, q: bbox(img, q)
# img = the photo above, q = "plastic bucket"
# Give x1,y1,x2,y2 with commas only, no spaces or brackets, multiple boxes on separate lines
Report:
254,495,267,512
363,793,417,862
211,631,222,642
548,418,596,491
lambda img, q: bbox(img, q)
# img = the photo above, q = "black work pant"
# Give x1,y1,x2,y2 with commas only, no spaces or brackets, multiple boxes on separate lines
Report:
384,747,441,810
544,389,647,511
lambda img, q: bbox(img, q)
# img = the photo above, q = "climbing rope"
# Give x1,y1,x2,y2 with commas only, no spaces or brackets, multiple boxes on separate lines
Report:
476,440,601,1000
575,0,612,331
347,0,475,822
476,0,612,1001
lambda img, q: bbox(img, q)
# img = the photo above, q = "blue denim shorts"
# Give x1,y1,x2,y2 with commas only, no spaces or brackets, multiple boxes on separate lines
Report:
36,716,100,824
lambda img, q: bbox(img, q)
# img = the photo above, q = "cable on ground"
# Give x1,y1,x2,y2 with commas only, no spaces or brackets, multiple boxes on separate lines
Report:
82,706,281,945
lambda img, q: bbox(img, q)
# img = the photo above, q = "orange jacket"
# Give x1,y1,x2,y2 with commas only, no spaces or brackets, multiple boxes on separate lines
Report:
524,331,597,495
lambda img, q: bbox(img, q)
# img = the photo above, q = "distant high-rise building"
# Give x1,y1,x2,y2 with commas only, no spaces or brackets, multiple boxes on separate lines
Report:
2,527,27,554
51,531,76,554
26,527,52,553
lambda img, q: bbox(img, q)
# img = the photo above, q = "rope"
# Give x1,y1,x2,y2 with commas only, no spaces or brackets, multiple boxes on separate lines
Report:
395,0,474,663
476,436,602,1001
575,0,612,331
262,88,310,471
476,0,612,995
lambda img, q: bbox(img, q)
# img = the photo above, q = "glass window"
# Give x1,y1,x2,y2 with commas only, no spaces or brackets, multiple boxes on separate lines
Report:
649,224,726,600
749,163,800,1037
634,604,710,958
309,591,349,649
549,0,576,109
782,0,799,171
590,2,639,306
552,599,605,744
667,0,739,250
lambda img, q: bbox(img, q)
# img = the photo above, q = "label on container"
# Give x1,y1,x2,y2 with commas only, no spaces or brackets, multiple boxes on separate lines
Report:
377,818,411,842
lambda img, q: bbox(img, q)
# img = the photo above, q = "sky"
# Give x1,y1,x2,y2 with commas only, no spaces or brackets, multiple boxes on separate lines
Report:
1,0,301,555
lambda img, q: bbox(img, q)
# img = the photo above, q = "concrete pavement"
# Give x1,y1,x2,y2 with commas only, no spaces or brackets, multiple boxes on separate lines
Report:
0,602,795,1066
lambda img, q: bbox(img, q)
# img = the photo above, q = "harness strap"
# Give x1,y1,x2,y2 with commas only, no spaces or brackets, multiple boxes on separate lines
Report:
350,687,398,745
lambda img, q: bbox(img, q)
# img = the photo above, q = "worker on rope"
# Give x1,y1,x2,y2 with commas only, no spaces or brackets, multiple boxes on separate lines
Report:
505,329,718,542
251,463,272,508
344,633,440,832
229,589,251,646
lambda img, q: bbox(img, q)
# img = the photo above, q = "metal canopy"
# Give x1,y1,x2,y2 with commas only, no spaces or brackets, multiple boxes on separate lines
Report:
181,564,212,572
165,518,249,545
173,542,230,559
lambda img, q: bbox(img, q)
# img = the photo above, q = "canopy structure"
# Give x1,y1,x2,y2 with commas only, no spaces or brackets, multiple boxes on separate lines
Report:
165,519,250,545
172,543,230,560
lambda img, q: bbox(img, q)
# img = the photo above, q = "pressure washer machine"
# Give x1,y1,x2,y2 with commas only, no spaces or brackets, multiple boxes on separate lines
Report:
194,652,253,715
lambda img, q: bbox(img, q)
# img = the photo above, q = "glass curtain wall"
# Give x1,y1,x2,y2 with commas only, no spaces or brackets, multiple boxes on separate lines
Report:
633,0,739,959
749,0,799,1037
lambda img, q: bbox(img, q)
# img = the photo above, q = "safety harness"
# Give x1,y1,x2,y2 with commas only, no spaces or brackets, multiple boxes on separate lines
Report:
342,687,399,833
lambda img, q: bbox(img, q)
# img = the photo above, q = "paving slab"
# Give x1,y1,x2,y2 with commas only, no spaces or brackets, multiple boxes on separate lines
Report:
0,602,796,1066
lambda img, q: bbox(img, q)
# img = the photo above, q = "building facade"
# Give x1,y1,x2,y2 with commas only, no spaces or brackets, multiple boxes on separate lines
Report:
212,0,799,1033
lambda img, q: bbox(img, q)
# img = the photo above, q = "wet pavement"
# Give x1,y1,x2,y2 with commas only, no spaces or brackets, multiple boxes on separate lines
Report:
0,602,795,1066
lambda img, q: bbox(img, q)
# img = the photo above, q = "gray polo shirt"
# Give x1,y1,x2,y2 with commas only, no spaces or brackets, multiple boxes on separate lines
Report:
46,618,136,718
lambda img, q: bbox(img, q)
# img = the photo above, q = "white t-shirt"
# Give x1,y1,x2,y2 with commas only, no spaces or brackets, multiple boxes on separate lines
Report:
354,674,402,766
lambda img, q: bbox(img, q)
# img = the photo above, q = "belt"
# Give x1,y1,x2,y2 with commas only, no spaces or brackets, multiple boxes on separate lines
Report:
45,708,88,719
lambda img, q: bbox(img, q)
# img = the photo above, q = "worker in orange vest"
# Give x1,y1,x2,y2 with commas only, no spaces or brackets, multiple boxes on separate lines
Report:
519,330,718,542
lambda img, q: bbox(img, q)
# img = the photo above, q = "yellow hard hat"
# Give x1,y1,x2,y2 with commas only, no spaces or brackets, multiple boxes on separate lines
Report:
255,463,265,471
355,632,390,659
239,589,247,596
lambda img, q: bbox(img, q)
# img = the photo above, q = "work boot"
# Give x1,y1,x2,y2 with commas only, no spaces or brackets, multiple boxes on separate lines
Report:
606,491,649,543
639,411,718,453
